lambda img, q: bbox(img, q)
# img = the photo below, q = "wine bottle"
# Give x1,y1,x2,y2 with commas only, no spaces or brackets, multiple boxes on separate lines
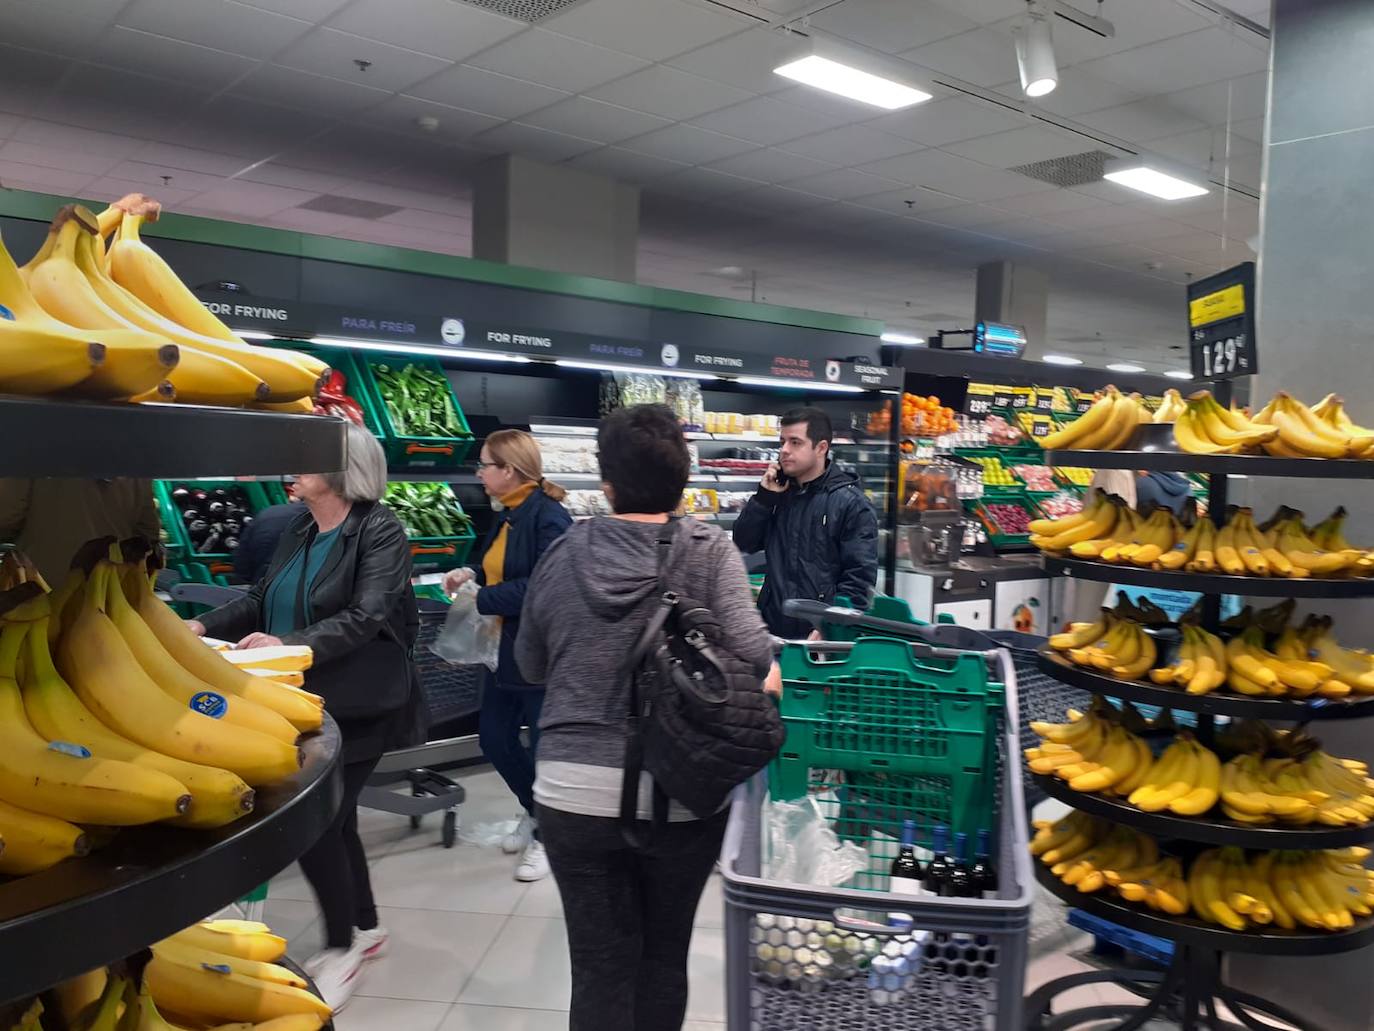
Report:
889,819,925,897
971,829,997,899
949,832,974,899
926,824,955,896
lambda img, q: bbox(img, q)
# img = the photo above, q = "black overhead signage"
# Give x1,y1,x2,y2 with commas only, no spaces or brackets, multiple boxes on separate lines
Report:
195,293,901,390
1186,261,1256,382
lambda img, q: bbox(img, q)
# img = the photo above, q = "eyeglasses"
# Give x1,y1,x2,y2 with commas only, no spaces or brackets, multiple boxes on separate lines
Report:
475,461,505,471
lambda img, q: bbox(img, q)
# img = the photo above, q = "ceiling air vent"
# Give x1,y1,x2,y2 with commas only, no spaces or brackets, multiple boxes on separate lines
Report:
1009,150,1114,188
458,0,586,21
296,194,405,220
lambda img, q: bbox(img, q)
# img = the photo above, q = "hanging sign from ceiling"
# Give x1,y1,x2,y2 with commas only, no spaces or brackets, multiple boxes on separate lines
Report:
1187,261,1256,381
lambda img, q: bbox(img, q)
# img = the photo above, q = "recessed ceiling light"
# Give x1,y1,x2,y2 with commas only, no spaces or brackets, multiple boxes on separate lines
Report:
1106,362,1146,373
1014,6,1058,98
1165,370,1194,380
1104,163,1208,200
774,54,931,111
1042,354,1083,366
880,331,924,345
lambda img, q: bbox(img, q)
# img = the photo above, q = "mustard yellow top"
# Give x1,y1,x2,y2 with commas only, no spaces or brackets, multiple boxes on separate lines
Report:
482,480,539,587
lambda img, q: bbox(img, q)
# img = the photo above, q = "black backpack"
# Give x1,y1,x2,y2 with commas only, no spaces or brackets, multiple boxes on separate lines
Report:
619,520,786,846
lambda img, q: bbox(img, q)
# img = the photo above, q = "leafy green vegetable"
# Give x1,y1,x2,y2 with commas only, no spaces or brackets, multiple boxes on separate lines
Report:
384,482,474,538
373,362,466,437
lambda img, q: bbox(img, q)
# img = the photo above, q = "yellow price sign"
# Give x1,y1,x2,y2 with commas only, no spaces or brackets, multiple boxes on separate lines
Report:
1189,283,1245,328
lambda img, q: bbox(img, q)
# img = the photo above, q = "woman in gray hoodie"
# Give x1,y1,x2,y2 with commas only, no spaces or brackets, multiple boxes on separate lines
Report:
517,403,775,1031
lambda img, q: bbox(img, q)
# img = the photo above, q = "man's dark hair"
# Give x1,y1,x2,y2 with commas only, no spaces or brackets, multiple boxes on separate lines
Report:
780,407,833,447
598,404,691,514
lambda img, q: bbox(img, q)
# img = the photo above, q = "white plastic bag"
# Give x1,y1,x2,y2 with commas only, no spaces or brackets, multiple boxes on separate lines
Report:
430,580,501,671
764,794,869,887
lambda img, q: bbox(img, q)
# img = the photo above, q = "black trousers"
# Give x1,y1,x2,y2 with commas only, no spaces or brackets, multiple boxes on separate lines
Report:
537,804,728,1031
299,757,381,950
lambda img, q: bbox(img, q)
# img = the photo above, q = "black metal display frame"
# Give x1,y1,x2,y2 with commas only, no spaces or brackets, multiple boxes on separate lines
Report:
1029,398,1374,1030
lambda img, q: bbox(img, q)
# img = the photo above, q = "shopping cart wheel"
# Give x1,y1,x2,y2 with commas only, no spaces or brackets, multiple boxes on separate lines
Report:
410,782,424,829
409,814,423,830
442,809,458,848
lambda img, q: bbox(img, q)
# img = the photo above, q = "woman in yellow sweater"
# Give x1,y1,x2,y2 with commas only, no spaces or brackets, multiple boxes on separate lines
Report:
444,430,571,881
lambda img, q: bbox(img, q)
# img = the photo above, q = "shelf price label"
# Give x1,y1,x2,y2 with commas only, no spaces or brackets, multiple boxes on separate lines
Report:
1187,261,1256,382
1071,389,1098,415
1010,387,1031,410
992,384,1017,410
1029,415,1056,439
964,382,996,417
1033,387,1055,413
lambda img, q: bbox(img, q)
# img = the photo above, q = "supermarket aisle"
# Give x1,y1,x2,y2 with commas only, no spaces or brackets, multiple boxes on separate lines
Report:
266,768,727,1031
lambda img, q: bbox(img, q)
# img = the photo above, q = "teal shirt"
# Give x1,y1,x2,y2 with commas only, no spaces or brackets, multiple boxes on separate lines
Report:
264,526,342,636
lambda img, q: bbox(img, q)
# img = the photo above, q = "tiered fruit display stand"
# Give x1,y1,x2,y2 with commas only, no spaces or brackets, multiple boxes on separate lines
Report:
0,396,346,1006
1026,435,1374,1031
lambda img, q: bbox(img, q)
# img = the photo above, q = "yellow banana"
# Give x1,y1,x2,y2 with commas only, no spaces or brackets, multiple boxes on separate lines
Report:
143,955,332,1024
164,921,287,963
1187,517,1217,573
1214,517,1247,575
0,794,87,874
1170,740,1220,816
1049,612,1109,651
1158,517,1202,570
1036,389,1119,450
1173,405,1236,455
1260,394,1352,458
1034,494,1120,552
150,939,308,988
51,968,108,1028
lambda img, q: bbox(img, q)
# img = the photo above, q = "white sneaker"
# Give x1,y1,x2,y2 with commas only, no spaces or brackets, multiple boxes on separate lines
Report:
502,813,534,854
350,925,389,963
515,839,550,882
307,947,363,1013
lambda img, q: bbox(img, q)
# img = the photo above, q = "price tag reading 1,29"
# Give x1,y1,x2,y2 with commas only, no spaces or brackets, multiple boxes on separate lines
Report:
1187,261,1257,382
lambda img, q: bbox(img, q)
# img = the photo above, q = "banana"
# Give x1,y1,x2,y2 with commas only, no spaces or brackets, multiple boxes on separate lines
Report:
1277,518,1352,575
57,566,303,785
1097,392,1147,450
1049,611,1109,651
1190,849,1248,931
1244,513,1295,577
1190,392,1279,451
1034,493,1120,552
1187,517,1218,573
1313,395,1374,456
150,940,308,988
1173,405,1236,455
165,921,287,963
25,208,178,400
1224,632,1280,691
1110,629,1157,680
84,974,129,1031
1258,393,1352,458
142,955,332,1024
1169,739,1221,816
1152,388,1185,424
1035,389,1120,450
22,614,255,829
127,980,197,1031
1067,726,1140,792
1214,516,1247,575
0,795,87,874
1158,517,1203,570
102,564,299,745
1030,493,1099,537
207,1018,326,1031
108,212,322,401
123,569,324,729
52,968,108,1028
1230,510,1270,575
1129,739,1194,811
0,617,192,825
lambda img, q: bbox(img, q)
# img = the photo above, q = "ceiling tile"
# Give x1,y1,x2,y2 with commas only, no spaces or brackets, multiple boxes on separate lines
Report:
188,179,320,218
873,96,1027,146
1075,99,1209,143
379,206,470,233
1147,128,1259,170
916,203,1013,229
521,96,671,144
9,120,144,160
85,176,200,207
0,140,123,177
690,96,850,146
703,148,835,184
988,188,1105,217
1033,1,1210,65
1040,203,1153,231
406,65,568,120
275,127,410,177
0,162,94,195
652,166,760,200
117,0,312,59
236,160,348,192
121,143,248,176
105,160,227,194
848,186,965,216
0,45,76,116
721,185,830,215
566,146,688,182
0,112,20,141
586,65,753,122
236,0,350,19
230,65,392,116
39,66,213,139
326,0,523,62
903,28,1017,87
858,148,1050,201
1080,28,1270,95
468,28,649,93
93,26,259,91
779,125,917,166
162,94,324,155
470,121,600,162
810,0,978,55
0,0,127,58
944,124,1094,166
785,167,906,200
622,124,755,164
1016,67,1142,119
1161,72,1269,128
664,28,803,95
542,0,748,63
326,178,467,215
273,27,451,93
358,94,503,144
1228,118,1264,144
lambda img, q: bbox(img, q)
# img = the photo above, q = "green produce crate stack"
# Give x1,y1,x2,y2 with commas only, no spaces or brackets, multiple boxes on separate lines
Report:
385,482,478,572
356,354,475,470
157,480,280,576
152,481,189,562
771,636,1004,890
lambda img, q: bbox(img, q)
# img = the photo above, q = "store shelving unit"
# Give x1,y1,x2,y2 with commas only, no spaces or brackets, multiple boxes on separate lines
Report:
1027,429,1374,1031
0,394,346,1008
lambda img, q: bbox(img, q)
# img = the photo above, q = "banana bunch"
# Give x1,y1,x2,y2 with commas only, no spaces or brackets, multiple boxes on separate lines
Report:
1034,386,1148,451
1028,489,1123,553
1148,624,1227,694
1190,846,1374,932
1151,388,1186,424
1049,610,1159,680
1221,750,1374,827
1312,394,1374,455
1300,617,1374,692
1125,734,1221,816
1226,626,1347,698
1173,390,1279,454
1026,704,1153,795
1253,392,1374,459
1031,813,1191,914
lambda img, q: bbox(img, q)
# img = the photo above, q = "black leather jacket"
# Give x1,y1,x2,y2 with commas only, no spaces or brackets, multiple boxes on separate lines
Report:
200,500,420,760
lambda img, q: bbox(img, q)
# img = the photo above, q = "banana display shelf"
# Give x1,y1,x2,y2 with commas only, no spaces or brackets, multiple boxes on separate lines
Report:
1026,425,1374,1031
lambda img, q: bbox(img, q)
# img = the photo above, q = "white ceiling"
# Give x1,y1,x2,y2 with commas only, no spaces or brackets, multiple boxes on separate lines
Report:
0,0,1272,371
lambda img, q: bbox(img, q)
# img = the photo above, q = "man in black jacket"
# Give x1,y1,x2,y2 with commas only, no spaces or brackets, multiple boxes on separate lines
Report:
734,407,879,638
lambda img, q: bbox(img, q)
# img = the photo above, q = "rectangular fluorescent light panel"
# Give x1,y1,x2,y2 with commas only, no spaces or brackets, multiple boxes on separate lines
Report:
880,331,924,345
774,55,931,110
1107,362,1145,373
310,336,531,363
554,359,718,381
734,376,863,394
1165,370,1193,380
1104,165,1208,200
1041,354,1083,366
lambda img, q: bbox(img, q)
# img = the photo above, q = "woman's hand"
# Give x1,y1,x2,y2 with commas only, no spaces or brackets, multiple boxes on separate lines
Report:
763,662,783,698
236,632,284,650
443,567,475,596
185,619,207,637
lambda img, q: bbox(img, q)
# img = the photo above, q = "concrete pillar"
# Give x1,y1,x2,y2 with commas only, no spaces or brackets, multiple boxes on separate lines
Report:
471,153,639,282
1229,3,1374,1027
974,261,1048,358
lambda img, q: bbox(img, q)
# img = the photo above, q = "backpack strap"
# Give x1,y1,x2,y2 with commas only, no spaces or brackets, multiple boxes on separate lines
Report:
619,519,682,848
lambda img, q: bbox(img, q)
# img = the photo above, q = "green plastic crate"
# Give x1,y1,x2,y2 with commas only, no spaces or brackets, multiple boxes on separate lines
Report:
823,594,926,642
771,636,1004,882
385,482,478,573
158,481,279,575
972,495,1042,549
153,481,189,561
355,354,474,470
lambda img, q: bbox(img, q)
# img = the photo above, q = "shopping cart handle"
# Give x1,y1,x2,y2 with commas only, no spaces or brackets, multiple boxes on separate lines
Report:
782,598,935,640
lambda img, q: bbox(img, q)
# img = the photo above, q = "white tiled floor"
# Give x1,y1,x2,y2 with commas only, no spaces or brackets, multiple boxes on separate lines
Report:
265,768,727,1031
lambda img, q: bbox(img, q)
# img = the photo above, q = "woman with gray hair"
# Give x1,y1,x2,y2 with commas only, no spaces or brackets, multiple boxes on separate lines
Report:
188,423,418,1011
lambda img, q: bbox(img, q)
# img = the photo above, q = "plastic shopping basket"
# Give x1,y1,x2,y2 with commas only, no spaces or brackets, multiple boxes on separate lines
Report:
721,647,1031,1031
